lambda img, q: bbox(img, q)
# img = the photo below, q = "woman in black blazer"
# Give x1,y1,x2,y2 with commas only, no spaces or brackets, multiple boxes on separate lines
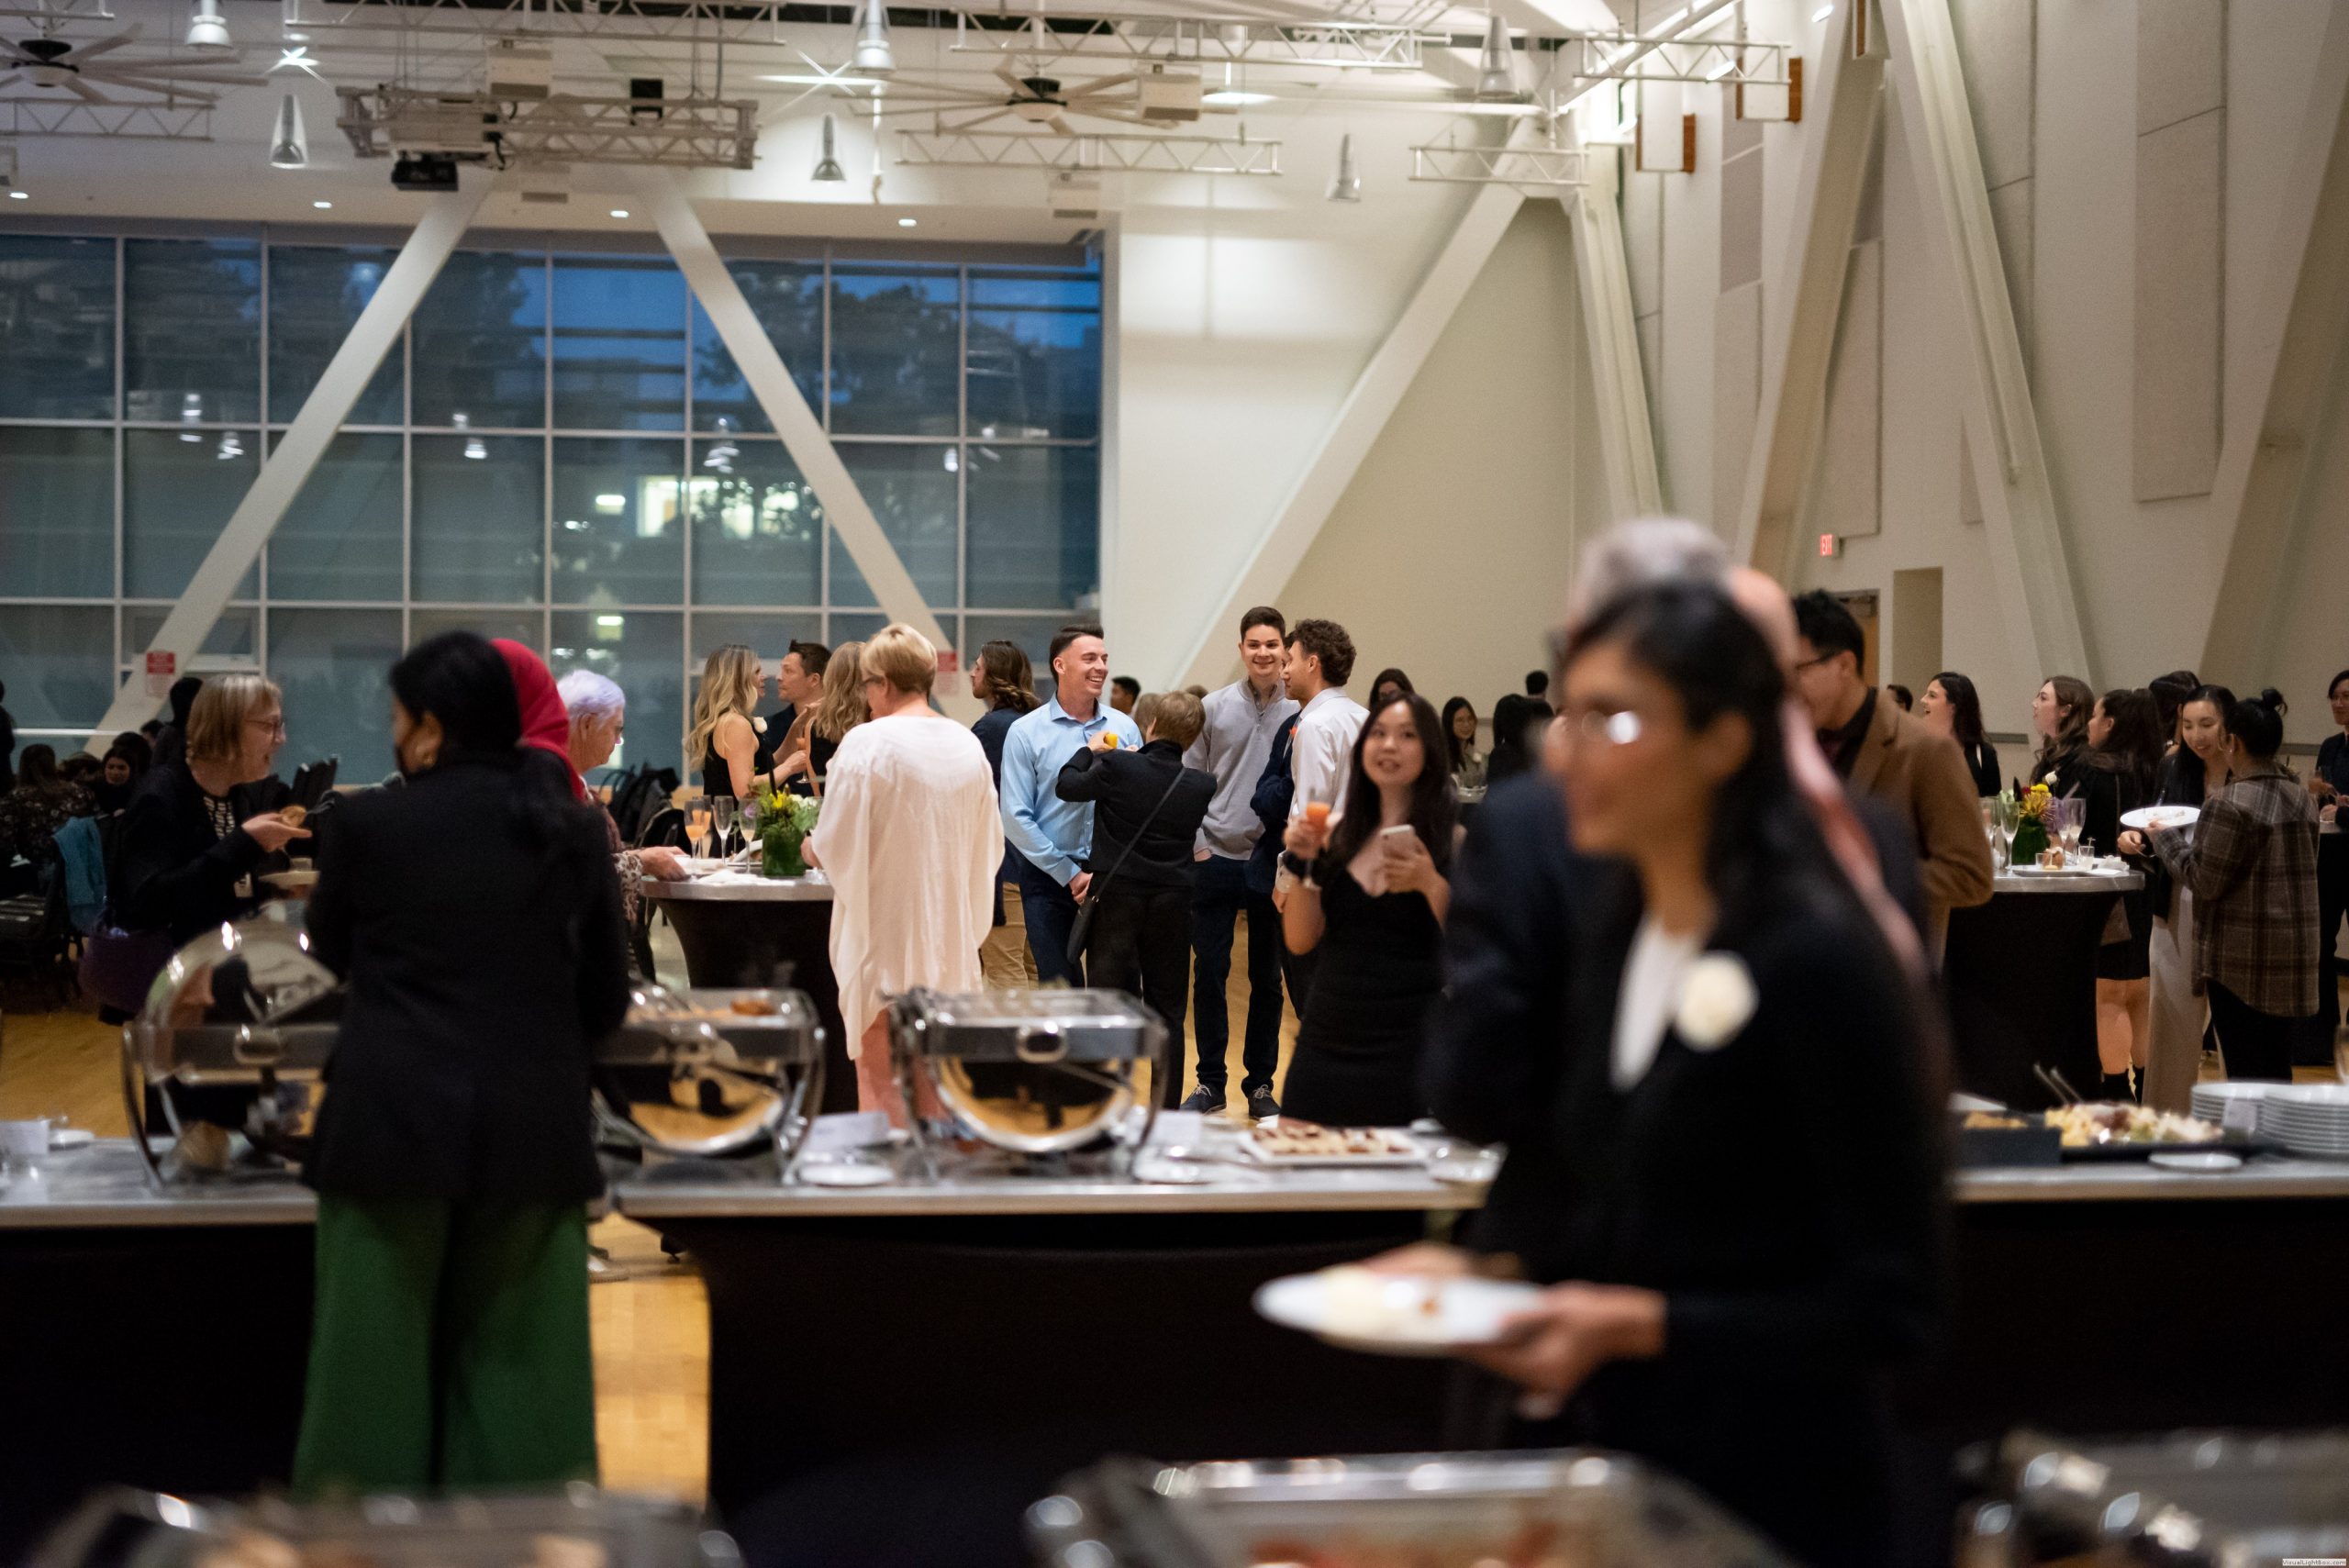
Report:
294,631,630,1496
1397,583,1945,1568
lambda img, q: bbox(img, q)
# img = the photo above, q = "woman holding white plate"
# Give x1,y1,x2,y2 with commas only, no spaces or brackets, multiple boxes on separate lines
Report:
1375,581,1945,1568
2121,684,2235,1111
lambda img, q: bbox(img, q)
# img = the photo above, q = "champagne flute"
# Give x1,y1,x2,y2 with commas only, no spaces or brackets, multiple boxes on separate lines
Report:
686,804,712,861
711,795,739,857
1992,795,2021,873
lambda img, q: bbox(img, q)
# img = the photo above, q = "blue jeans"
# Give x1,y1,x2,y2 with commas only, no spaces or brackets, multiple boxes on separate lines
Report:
1190,854,1282,1095
1018,863,1085,985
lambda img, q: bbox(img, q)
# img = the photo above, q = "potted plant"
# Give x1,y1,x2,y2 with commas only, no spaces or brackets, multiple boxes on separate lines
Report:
758,788,821,878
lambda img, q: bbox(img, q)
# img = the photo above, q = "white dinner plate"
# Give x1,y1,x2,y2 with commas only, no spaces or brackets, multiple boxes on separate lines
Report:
1254,1268,1543,1358
261,869,318,893
2121,806,2200,832
795,1161,896,1187
2149,1151,2243,1172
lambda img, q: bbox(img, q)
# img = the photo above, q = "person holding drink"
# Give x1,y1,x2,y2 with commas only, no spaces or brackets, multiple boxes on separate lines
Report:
1276,691,1455,1126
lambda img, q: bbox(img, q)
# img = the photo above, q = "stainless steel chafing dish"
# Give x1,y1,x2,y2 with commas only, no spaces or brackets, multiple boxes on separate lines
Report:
121,921,824,1182
1028,1450,1798,1568
889,986,1167,1161
1961,1429,2349,1567
33,1485,737,1568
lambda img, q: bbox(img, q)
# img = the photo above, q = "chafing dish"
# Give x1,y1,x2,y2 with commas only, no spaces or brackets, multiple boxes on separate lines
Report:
890,987,1166,1161
1960,1428,2349,1566
123,921,823,1182
1028,1450,1798,1568
33,1485,735,1568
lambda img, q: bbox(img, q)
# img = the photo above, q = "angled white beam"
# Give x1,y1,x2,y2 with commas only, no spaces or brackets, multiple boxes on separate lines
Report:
1174,183,1526,690
2199,6,2349,685
1879,0,2091,683
1733,0,1882,575
635,171,967,713
90,179,491,749
1560,143,1664,520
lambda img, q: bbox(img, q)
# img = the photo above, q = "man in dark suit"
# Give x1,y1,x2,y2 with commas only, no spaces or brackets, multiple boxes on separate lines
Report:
763,639,829,741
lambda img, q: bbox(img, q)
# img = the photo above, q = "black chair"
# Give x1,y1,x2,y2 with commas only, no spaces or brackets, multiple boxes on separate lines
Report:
0,867,75,1008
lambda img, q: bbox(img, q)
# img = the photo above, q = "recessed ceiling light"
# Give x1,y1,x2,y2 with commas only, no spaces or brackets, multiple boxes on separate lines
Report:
897,217,918,228
609,207,631,218
759,73,885,87
312,199,332,209
1202,89,1275,106
6,191,26,200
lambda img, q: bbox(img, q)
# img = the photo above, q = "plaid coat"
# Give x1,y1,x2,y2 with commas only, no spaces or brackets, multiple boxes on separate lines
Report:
2150,763,2321,1016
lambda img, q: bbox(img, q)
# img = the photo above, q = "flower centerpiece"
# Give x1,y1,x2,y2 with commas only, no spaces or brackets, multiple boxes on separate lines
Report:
2010,778,2055,865
757,787,821,878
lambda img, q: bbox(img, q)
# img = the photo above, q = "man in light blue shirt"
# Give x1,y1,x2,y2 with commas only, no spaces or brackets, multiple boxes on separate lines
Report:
999,622,1143,982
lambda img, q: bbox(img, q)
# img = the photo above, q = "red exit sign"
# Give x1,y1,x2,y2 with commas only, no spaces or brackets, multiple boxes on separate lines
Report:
1818,533,1842,558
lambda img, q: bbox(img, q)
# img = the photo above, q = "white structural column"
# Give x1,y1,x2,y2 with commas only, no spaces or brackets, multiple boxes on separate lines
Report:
89,180,491,748
1879,0,2091,683
1732,0,1883,576
1174,183,1525,689
1562,145,1664,521
2198,7,2349,684
638,173,958,676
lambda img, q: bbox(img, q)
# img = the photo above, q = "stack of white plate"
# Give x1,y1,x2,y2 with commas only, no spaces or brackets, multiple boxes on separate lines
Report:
2257,1084,2349,1157
2190,1081,2277,1132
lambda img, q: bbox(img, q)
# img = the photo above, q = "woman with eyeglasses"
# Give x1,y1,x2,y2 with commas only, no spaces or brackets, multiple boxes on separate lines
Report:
1380,581,1944,1568
1278,691,1457,1127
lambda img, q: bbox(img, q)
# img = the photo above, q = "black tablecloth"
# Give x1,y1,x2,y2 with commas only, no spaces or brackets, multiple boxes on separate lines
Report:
1943,887,2122,1108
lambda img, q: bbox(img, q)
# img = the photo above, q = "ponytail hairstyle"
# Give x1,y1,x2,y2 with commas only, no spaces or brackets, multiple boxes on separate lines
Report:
974,639,1041,715
2225,687,2288,762
390,631,582,860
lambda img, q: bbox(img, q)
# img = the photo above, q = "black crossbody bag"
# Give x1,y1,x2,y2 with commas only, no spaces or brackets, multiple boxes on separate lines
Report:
1065,765,1186,967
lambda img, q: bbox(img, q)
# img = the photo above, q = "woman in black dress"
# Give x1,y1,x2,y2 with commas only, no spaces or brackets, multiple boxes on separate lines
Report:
1277,691,1455,1126
1920,670,1999,797
2313,669,2349,1044
1384,582,1944,1568
686,643,775,802
2085,687,2164,1097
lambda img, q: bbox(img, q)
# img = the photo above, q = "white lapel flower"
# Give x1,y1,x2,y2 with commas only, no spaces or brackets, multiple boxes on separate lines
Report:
751,716,768,735
1675,952,1758,1051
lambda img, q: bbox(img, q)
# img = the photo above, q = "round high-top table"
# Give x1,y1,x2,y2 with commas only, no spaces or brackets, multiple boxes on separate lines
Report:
1943,867,2143,1109
641,875,855,1113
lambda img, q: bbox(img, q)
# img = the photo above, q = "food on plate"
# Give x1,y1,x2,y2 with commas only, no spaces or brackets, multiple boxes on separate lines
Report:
1316,1266,1447,1342
728,994,782,1017
1251,1120,1418,1160
1249,1518,1572,1568
2043,1102,2220,1148
1962,1111,2028,1130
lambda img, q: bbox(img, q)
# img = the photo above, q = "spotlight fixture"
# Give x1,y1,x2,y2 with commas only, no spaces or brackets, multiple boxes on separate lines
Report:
812,114,846,183
7,191,26,201
187,0,233,52
852,0,894,73
269,94,308,170
1475,12,1518,100
1328,132,1361,202
609,207,630,218
312,199,332,209
897,216,917,228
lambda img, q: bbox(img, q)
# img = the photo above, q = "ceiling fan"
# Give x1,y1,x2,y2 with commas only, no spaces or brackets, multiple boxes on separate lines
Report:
865,63,1148,136
0,28,267,106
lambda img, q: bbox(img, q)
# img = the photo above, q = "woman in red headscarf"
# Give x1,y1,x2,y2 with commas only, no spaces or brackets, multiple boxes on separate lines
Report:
492,639,649,928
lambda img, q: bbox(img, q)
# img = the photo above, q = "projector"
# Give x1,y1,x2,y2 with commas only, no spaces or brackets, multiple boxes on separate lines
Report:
1050,169,1103,219
1137,65,1201,123
486,39,554,100
392,153,461,192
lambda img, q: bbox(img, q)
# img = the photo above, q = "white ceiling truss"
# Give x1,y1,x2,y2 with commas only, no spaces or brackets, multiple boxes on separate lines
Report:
896,125,1280,173
337,83,760,168
945,13,1424,72
1560,30,1788,88
1408,137,1581,184
0,93,206,132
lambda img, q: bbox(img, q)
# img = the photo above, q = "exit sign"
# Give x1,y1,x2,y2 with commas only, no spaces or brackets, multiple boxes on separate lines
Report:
1818,533,1842,558
936,648,960,674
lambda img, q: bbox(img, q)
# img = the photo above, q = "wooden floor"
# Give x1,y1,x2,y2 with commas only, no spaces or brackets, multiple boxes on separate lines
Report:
0,913,1302,1504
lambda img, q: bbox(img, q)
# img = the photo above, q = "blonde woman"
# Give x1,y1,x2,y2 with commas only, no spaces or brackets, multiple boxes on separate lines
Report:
685,644,774,802
805,626,998,1123
775,639,869,796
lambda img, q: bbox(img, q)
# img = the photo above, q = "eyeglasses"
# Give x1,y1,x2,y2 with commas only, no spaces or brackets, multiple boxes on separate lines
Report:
1557,708,1644,749
247,715,287,738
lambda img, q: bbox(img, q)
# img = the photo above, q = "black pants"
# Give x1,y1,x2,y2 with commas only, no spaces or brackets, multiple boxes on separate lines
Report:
1084,881,1195,1107
1017,865,1084,985
1189,854,1283,1095
2320,834,2346,1040
2209,981,2297,1082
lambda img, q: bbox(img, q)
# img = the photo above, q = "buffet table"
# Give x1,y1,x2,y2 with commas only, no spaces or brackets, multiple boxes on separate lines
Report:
0,1140,317,1561
641,875,854,1114
614,1158,1472,1565
1943,869,2141,1108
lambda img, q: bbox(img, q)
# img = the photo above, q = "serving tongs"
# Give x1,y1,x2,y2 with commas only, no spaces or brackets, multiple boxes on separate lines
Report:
2033,1063,2087,1106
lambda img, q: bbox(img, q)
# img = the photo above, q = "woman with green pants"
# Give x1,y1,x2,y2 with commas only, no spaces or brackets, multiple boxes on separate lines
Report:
295,631,630,1493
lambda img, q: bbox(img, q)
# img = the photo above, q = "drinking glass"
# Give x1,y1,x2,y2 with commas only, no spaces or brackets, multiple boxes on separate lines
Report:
710,795,739,856
1992,795,2021,872
686,806,712,860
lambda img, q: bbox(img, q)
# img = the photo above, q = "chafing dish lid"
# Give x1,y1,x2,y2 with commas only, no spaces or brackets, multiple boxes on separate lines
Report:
1992,1429,2349,1563
601,986,823,1066
131,921,342,1078
893,987,1165,1062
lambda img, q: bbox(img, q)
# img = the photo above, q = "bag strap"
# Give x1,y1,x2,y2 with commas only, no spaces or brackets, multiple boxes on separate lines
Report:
1079,760,1186,906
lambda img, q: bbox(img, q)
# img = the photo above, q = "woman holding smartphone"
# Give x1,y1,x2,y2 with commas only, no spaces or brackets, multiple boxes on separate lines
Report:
1279,691,1455,1125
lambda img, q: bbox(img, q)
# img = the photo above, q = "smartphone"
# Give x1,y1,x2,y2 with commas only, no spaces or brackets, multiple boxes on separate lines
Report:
1379,824,1418,851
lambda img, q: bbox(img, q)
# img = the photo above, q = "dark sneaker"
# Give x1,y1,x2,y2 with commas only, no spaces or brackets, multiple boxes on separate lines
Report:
1246,1086,1281,1121
1180,1085,1228,1115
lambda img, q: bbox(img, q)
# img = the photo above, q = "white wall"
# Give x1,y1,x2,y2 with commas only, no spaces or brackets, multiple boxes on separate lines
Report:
1625,0,2349,742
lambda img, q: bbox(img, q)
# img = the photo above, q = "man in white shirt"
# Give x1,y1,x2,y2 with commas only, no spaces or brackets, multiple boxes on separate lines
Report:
1278,618,1368,1014
1181,606,1298,1118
